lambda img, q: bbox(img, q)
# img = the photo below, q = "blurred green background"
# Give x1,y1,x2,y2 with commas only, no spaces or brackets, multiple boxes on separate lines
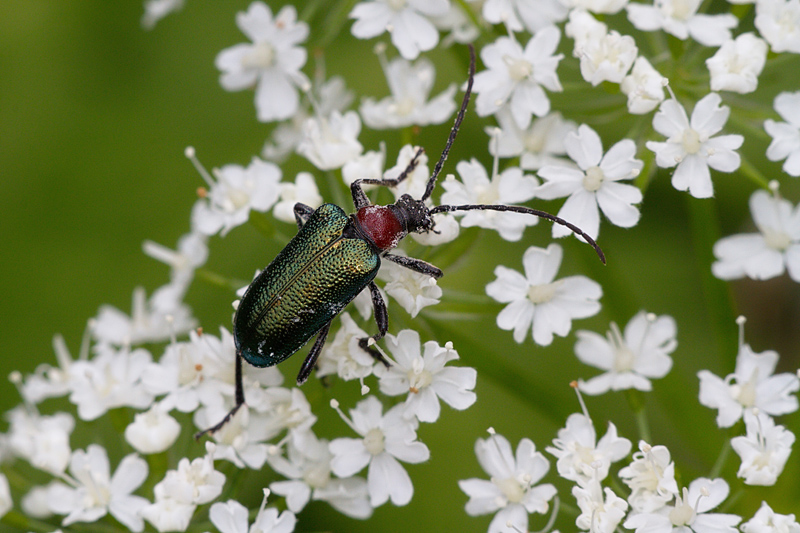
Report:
2,1,800,531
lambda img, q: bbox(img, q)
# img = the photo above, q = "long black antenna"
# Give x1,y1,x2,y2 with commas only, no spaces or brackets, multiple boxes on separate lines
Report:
422,44,476,202
430,204,607,264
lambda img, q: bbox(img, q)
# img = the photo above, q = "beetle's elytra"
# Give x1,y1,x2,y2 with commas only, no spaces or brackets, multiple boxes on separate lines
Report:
196,46,605,439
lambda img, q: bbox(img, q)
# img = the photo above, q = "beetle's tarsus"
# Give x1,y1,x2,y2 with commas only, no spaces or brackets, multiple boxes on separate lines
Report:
193,402,244,440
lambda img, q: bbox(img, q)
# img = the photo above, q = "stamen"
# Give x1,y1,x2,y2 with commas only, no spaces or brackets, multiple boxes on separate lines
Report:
185,146,216,189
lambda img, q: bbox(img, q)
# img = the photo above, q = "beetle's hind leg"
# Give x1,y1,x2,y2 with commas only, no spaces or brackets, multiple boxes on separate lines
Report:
296,320,332,385
194,350,246,440
357,281,391,367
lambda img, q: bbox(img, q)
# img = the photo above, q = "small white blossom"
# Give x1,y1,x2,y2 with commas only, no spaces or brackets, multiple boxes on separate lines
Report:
647,93,744,198
210,493,296,533
141,0,184,30
6,408,74,474
732,409,795,485
375,329,477,422
191,156,282,236
546,413,632,483
566,8,609,48
619,441,679,513
360,57,457,129
202,406,270,469
575,311,677,394
0,473,11,519
621,56,667,114
296,110,363,171
153,444,226,506
21,483,54,519
698,343,799,428
537,124,643,239
272,172,324,224
482,0,568,33
48,445,149,532
329,396,430,507
573,479,629,533
486,244,602,346
458,432,557,533
124,404,182,454
741,501,800,533
349,0,449,60
246,387,318,445
765,91,800,176
440,159,540,241
141,497,195,532
19,333,78,405
473,30,564,129
624,477,741,533
564,0,629,13
430,1,480,44
489,110,577,170
626,0,737,46
712,189,800,282
706,33,767,94
215,2,310,122
68,345,154,421
142,231,208,289
379,255,442,317
576,27,638,86
316,312,376,381
755,0,800,53
342,147,386,187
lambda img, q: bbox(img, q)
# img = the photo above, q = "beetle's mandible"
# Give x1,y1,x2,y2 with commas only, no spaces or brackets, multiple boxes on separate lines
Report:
196,46,605,439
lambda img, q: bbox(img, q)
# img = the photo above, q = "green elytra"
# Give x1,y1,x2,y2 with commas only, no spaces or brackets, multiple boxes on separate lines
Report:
234,203,379,368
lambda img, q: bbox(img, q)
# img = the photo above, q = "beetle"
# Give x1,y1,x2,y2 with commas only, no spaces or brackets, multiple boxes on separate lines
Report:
196,46,605,438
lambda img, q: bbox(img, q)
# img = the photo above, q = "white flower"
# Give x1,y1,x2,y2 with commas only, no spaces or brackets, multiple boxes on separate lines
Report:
360,57,456,129
384,143,431,199
154,444,226,506
698,343,799,428
329,396,430,507
379,255,442,317
575,311,677,394
574,479,629,533
482,0,568,33
537,124,643,239
712,189,800,282
48,445,149,532
646,93,744,198
473,30,564,129
765,91,800,176
124,404,182,454
566,8,609,48
732,410,795,485
741,501,800,533
458,432,557,533
296,110,363,170
191,156,282,236
621,56,667,114
618,441,679,513
0,473,11,519
19,333,77,404
374,329,477,422
342,147,386,187
486,244,602,346
316,312,376,381
141,0,184,29
202,406,270,469
489,110,577,170
142,231,208,289
576,27,638,86
624,478,741,533
440,159,540,241
626,0,737,46
141,497,195,532
247,387,318,444
6,408,74,474
210,493,296,533
349,0,449,60
215,2,310,122
546,413,632,483
755,0,800,53
706,33,767,94
267,431,372,519
564,0,629,14
272,172,323,224
430,1,480,44
68,345,154,421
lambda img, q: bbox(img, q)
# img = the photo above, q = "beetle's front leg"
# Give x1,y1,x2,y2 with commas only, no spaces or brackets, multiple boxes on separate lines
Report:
194,350,245,439
296,320,332,385
293,203,315,229
384,253,443,279
350,147,426,209
358,281,391,367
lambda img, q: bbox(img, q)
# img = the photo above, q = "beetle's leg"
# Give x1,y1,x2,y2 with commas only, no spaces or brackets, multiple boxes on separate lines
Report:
383,253,443,279
194,351,246,439
296,320,332,385
293,203,315,229
358,282,391,367
350,147,426,209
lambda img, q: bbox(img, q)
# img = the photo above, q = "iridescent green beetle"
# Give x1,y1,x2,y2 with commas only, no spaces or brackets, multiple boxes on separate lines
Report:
197,47,604,437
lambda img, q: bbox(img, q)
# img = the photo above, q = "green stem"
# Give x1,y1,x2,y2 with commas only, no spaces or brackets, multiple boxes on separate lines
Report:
709,437,733,479
626,389,652,443
737,155,773,191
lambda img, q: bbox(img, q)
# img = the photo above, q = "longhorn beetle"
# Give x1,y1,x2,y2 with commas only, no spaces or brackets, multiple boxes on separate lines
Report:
196,46,605,438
